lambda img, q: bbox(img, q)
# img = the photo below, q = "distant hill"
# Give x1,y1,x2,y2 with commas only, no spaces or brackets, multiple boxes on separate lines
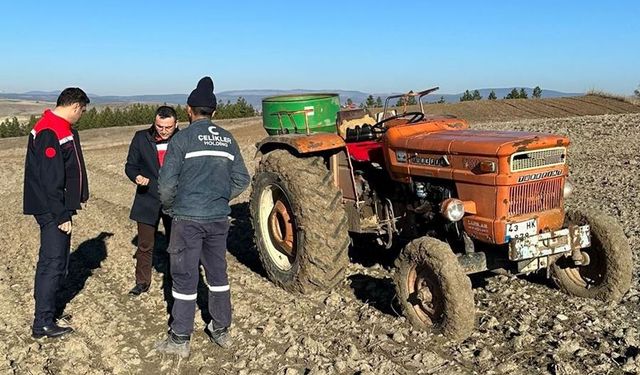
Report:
0,91,189,105
0,88,582,109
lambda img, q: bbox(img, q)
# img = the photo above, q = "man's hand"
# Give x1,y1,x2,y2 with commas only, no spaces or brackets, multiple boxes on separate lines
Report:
58,221,72,234
135,175,150,186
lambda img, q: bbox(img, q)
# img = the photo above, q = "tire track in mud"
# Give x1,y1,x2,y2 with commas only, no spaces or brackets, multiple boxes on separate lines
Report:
503,100,560,118
530,100,581,117
570,97,629,114
576,96,640,113
544,98,603,116
499,101,545,118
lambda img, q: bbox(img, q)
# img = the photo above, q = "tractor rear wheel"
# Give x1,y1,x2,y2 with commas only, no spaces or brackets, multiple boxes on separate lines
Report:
250,150,350,293
551,209,632,302
394,237,475,341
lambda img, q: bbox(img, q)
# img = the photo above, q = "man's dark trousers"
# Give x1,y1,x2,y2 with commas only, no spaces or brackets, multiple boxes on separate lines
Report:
169,219,231,336
33,213,70,329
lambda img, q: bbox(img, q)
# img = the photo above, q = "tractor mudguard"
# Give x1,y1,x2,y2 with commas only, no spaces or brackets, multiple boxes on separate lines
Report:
255,133,345,157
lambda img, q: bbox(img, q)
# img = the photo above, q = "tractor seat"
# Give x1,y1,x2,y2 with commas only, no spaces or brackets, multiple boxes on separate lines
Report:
337,108,376,139
337,108,384,162
344,124,375,142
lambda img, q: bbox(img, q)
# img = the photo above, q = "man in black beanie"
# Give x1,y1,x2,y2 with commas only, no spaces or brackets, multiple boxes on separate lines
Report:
156,76,250,358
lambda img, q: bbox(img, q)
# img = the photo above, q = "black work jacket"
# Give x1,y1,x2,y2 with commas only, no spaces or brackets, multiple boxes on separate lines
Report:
23,110,89,224
125,125,177,225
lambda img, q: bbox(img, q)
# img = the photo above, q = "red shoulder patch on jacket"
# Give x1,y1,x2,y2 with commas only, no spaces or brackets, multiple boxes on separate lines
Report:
45,147,57,158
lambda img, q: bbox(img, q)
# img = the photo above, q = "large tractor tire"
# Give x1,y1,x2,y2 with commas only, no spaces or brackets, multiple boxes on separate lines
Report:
551,209,632,302
394,237,475,341
250,149,350,293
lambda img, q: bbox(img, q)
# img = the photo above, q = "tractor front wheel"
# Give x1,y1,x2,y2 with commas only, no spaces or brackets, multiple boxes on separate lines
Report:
551,209,632,302
394,237,475,341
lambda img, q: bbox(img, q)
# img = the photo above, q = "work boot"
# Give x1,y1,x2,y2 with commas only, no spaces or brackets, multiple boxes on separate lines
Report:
205,322,232,348
128,283,150,296
155,331,190,358
32,323,74,339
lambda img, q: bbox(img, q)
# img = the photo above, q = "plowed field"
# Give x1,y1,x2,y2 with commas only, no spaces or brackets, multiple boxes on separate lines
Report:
1,96,638,374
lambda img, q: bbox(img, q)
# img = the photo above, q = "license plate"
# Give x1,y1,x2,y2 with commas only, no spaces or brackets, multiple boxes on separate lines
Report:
506,218,537,241
508,225,590,261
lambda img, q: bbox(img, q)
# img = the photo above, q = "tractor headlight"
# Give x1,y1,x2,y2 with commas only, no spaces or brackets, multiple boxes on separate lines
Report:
441,198,465,222
563,179,574,198
478,160,497,173
396,150,407,163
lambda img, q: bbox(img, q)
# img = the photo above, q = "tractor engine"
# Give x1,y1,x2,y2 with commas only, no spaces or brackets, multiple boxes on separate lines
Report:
349,157,464,248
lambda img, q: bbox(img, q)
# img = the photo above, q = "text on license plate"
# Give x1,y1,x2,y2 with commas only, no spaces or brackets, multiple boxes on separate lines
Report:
506,218,537,241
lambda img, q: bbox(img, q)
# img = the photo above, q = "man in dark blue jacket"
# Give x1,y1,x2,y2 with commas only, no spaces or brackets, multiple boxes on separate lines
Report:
23,87,90,339
125,106,178,296
156,76,250,358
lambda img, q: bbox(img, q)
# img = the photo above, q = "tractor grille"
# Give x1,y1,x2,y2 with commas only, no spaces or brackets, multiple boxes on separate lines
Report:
508,177,563,216
510,147,566,172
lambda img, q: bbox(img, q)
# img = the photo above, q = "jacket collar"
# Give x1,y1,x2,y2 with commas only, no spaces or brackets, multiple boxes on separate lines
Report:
33,109,73,140
190,118,212,127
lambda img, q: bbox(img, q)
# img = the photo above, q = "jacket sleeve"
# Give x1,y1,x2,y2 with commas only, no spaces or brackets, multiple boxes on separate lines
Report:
124,132,142,183
158,135,184,214
229,141,250,200
36,130,71,224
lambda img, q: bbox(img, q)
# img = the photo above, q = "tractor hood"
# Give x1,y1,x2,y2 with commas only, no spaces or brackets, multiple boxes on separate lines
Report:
387,128,570,157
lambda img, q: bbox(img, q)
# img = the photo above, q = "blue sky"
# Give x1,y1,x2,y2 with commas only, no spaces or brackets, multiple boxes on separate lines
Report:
0,1,638,96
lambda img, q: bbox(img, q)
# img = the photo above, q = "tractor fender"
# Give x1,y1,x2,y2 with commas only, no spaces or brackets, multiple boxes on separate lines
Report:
255,133,345,158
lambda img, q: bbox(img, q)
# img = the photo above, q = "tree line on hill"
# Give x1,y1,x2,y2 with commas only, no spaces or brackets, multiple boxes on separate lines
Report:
356,94,447,109
0,98,257,138
460,86,543,102
351,86,546,108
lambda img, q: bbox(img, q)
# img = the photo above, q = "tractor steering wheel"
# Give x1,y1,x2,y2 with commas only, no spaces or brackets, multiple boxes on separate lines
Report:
371,111,425,133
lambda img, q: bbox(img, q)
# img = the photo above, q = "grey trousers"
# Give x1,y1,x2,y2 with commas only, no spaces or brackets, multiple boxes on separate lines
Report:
168,218,231,336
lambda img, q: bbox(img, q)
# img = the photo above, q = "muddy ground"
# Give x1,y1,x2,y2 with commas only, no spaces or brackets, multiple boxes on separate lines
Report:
0,113,638,375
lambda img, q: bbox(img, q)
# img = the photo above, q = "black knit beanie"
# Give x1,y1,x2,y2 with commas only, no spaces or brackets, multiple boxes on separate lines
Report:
187,76,217,110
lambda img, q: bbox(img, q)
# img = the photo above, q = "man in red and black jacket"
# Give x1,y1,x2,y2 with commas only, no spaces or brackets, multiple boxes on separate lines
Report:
124,106,178,296
23,87,90,339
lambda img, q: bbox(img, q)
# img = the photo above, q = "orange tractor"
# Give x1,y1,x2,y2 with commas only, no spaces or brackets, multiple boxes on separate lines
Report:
250,88,632,340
